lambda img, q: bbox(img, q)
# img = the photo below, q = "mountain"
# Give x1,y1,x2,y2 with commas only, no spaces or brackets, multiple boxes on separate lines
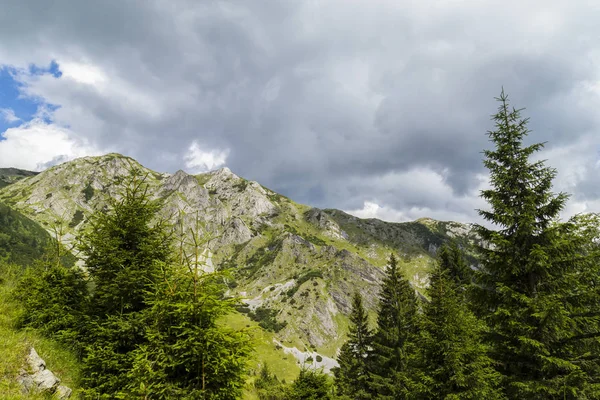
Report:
0,153,477,372
0,168,38,189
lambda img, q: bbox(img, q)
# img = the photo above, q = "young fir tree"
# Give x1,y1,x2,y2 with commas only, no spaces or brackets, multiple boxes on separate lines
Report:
414,244,503,400
334,292,374,399
287,368,333,400
474,90,600,399
78,170,174,397
254,363,288,400
126,266,252,399
14,243,88,353
126,211,252,399
370,254,419,399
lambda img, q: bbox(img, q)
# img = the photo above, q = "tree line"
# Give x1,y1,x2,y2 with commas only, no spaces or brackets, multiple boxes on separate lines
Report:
332,90,600,399
12,90,600,399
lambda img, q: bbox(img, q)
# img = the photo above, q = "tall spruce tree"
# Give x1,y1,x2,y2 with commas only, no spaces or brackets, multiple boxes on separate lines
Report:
475,90,600,398
334,292,374,399
438,242,472,289
78,169,174,398
414,244,503,400
370,254,419,399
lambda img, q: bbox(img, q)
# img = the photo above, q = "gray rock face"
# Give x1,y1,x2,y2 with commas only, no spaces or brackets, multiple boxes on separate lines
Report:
305,208,348,240
0,153,479,363
18,347,71,398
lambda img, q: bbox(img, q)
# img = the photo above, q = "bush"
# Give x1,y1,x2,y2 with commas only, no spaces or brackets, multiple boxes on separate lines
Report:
249,306,288,333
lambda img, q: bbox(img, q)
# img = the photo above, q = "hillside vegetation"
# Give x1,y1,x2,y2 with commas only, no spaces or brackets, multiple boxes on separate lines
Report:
0,92,599,398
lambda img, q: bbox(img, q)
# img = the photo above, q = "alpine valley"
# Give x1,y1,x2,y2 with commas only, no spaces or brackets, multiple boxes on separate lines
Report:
0,154,478,386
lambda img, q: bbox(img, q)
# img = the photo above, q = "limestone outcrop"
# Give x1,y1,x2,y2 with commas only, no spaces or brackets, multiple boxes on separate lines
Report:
17,347,72,399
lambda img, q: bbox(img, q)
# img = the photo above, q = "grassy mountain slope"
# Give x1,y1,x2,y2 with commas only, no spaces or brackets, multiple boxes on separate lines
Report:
0,202,52,266
0,153,477,372
0,168,38,189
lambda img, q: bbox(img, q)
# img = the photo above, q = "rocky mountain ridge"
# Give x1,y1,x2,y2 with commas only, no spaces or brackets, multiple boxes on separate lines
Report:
0,153,477,370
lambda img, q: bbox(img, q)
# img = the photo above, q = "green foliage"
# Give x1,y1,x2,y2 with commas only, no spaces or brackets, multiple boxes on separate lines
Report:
78,169,174,397
68,209,84,228
82,183,95,202
79,169,173,317
284,224,327,246
126,266,253,399
0,202,51,266
370,253,419,398
254,363,288,400
287,368,332,400
0,262,82,397
333,292,374,399
249,306,288,333
286,270,323,298
14,261,88,353
474,90,600,399
243,240,282,278
414,245,503,399
233,178,249,192
0,167,37,189
437,242,472,288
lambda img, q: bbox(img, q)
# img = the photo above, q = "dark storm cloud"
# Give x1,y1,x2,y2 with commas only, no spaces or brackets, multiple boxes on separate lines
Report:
1,0,600,222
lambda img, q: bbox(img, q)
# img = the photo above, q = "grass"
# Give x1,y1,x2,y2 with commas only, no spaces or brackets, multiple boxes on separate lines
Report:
0,264,82,399
222,312,301,399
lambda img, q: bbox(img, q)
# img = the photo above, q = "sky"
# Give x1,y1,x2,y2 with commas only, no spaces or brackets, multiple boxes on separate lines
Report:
0,0,599,224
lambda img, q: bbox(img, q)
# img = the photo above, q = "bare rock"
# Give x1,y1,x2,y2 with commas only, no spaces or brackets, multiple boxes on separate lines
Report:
17,347,71,398
32,368,60,392
26,347,46,373
56,385,73,399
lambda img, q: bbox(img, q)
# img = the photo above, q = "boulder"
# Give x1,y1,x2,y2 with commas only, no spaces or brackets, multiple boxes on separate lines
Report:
17,347,71,398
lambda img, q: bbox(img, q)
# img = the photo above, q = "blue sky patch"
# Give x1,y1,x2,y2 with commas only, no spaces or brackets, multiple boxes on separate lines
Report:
0,61,62,139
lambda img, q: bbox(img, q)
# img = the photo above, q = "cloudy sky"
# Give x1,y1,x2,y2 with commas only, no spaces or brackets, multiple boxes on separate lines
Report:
1,0,599,224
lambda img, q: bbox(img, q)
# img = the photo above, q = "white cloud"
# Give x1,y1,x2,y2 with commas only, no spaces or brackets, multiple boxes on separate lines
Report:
184,141,229,173
60,61,107,86
0,119,102,171
0,108,20,123
345,201,410,222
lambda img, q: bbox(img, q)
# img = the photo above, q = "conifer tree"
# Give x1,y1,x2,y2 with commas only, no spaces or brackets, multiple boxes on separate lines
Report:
474,90,600,398
334,292,374,399
370,254,419,399
78,169,174,397
438,242,472,288
255,363,288,400
287,368,332,400
15,253,88,352
414,244,503,400
126,211,252,399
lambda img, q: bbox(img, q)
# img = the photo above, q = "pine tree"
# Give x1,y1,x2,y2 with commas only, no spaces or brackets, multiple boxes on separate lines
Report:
414,244,503,400
334,292,374,399
370,254,419,399
78,169,174,397
474,90,600,398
